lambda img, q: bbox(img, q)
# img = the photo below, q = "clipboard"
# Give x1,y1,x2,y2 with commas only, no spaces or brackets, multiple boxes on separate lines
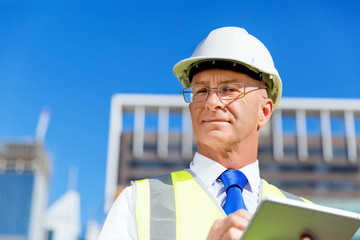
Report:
241,196,360,240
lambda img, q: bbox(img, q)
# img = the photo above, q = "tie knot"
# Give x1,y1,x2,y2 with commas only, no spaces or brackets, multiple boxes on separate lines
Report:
220,170,248,192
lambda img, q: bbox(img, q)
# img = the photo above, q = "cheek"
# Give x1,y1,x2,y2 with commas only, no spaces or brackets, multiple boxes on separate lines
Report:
228,102,259,126
189,105,200,127
189,104,201,118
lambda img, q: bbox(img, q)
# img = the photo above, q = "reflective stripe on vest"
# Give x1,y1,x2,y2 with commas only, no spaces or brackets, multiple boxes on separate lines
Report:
134,169,309,240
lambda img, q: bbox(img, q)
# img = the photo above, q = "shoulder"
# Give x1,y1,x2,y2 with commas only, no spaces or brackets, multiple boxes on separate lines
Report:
134,169,193,184
98,185,137,240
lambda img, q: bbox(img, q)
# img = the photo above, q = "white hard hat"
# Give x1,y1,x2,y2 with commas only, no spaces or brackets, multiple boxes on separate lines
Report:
173,27,282,108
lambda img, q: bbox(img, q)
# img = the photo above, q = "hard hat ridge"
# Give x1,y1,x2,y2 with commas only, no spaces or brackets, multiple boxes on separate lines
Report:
173,26,282,108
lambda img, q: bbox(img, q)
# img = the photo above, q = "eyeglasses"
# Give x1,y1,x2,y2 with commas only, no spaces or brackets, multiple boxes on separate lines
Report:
181,83,267,103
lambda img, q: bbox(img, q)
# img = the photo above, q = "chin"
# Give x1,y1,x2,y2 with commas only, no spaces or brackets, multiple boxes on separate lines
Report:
197,132,232,145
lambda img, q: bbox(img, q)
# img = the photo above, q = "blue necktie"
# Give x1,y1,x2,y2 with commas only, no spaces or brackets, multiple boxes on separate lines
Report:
220,170,248,215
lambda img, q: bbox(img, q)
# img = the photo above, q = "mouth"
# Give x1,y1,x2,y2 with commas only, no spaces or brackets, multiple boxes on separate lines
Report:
202,119,231,123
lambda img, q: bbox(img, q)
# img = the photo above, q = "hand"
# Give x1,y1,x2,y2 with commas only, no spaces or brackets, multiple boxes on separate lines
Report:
206,210,315,240
206,209,252,240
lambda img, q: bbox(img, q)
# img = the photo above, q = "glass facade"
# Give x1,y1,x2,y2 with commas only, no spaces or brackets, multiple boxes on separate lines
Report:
0,171,34,238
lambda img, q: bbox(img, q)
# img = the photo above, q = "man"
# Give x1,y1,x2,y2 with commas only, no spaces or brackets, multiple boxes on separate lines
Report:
99,27,311,240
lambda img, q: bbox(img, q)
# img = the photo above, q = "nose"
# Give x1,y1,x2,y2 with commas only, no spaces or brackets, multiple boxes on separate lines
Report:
205,88,225,110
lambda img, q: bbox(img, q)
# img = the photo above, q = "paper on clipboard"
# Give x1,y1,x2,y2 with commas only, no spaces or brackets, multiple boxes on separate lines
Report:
241,196,360,240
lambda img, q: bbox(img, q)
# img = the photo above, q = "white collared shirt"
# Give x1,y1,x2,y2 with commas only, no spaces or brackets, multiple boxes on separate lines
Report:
190,152,260,213
98,153,261,240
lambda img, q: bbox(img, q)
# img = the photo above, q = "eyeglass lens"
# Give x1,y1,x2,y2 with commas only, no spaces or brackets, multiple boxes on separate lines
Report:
183,83,245,103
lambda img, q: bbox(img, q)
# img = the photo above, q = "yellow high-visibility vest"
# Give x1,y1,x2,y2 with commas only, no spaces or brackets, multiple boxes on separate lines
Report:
134,169,309,240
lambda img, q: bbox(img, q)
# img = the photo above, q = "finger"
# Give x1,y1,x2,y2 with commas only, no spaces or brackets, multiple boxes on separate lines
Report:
206,210,253,240
233,209,252,221
222,210,252,231
217,210,252,237
206,218,224,240
220,226,243,240
206,215,245,240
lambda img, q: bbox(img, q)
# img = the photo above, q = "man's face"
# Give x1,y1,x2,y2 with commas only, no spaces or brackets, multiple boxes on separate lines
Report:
189,68,270,149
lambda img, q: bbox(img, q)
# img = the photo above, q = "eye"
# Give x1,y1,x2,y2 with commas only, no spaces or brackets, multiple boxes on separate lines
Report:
221,85,240,94
223,86,238,92
193,87,208,95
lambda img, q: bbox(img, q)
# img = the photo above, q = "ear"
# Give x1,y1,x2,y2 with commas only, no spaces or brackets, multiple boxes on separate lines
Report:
258,98,273,129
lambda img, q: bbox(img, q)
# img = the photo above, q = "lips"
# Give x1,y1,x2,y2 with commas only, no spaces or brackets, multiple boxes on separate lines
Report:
202,118,230,123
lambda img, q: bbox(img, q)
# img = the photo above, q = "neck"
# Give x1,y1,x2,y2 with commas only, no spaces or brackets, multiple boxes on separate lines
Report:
197,135,259,169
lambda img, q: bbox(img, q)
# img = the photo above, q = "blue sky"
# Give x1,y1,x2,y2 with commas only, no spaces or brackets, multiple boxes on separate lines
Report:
1,0,360,234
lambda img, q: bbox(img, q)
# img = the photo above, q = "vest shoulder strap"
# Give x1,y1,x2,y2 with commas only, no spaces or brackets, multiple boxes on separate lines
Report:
261,179,311,203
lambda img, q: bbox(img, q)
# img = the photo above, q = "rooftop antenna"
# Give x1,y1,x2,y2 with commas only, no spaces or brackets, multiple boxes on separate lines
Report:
35,107,51,143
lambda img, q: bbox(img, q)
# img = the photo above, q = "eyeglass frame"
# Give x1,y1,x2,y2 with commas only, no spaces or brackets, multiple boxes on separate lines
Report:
181,82,268,103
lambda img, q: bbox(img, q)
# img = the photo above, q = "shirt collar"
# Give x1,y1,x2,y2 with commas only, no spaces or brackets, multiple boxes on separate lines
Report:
239,159,260,193
190,152,260,193
190,152,227,186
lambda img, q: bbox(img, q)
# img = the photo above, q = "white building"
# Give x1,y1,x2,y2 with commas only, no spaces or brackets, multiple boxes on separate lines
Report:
45,190,81,240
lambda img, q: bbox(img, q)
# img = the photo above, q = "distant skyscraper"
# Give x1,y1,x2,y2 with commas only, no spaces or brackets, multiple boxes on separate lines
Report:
0,141,50,240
